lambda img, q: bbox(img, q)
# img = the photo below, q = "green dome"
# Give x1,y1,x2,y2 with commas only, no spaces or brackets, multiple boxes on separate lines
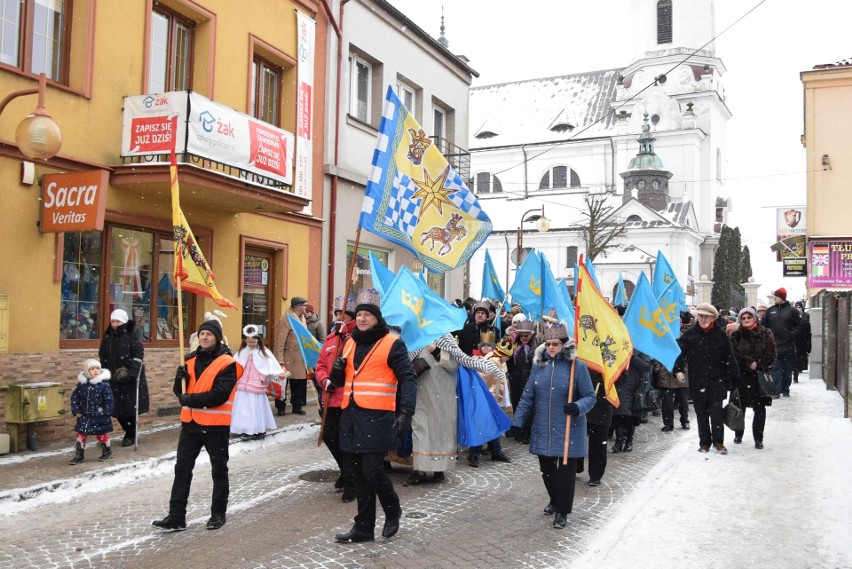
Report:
626,113,665,171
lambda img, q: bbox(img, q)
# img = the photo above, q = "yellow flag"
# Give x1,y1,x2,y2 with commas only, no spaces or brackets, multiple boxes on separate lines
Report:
574,263,633,407
171,154,236,309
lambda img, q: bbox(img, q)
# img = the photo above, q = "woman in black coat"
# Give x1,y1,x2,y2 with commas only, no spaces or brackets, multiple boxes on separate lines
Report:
729,307,776,448
99,309,150,446
611,353,650,453
582,369,613,485
673,303,740,454
506,319,537,443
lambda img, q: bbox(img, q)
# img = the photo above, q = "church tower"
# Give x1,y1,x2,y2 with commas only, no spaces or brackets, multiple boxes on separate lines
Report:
621,114,673,211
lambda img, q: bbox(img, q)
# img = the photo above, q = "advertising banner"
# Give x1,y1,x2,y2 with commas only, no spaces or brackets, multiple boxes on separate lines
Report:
122,91,295,187
40,170,109,233
776,207,806,260
783,257,807,277
808,239,852,288
295,11,315,200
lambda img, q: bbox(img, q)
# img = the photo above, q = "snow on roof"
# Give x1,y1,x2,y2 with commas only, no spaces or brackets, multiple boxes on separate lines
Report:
470,69,620,149
812,58,852,70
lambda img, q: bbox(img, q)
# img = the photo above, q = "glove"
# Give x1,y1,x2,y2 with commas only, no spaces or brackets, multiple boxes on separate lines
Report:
563,403,580,416
508,426,523,441
173,365,190,397
329,357,347,387
114,367,130,383
178,393,190,407
324,378,337,392
393,412,413,436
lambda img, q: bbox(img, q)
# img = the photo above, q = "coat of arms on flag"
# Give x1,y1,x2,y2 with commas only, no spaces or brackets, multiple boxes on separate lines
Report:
359,86,492,273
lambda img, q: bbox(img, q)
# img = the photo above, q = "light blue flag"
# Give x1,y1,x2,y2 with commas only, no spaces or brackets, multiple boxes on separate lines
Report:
555,279,577,331
359,86,492,273
509,250,544,317
584,257,602,289
287,314,323,369
623,273,681,371
481,249,506,301
614,273,627,306
380,266,467,352
540,254,575,332
652,251,688,311
369,251,394,297
656,279,685,339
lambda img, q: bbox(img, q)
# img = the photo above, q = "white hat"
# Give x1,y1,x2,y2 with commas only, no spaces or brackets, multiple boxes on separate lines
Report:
110,309,129,324
85,359,101,371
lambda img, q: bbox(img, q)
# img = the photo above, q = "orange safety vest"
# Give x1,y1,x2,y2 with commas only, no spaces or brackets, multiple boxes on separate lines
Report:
340,334,398,411
180,353,242,426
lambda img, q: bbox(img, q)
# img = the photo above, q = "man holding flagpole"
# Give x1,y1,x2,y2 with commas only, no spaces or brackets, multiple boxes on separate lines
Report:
274,297,310,416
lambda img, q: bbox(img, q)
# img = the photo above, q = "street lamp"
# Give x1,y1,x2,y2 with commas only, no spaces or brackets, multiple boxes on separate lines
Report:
509,206,551,285
0,73,62,160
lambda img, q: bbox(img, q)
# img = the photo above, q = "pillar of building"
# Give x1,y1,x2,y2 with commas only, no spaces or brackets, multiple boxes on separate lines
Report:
694,275,714,306
741,277,761,309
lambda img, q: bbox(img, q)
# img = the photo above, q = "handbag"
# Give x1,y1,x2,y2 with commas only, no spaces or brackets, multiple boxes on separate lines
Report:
723,389,745,432
411,357,432,378
756,371,776,398
633,388,659,413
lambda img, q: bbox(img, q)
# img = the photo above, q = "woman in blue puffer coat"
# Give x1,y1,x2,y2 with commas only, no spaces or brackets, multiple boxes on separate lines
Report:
511,322,595,530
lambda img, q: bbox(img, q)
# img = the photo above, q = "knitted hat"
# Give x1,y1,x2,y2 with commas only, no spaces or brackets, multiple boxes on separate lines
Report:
355,288,382,320
305,304,315,313
198,319,223,343
738,307,758,323
543,322,569,341
773,287,787,301
494,337,515,358
110,309,129,324
290,296,308,307
85,359,101,371
695,303,720,318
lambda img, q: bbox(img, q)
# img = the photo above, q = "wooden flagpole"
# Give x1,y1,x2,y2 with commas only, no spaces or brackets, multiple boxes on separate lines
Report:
177,275,186,394
562,254,584,464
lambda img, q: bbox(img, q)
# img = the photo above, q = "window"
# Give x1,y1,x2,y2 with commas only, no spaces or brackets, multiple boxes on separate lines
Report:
60,224,194,346
1,0,70,83
652,180,660,189
251,55,281,125
637,180,646,190
657,0,672,44
627,215,642,223
148,7,194,93
349,55,371,122
397,81,415,114
433,106,445,141
565,246,578,268
475,172,502,194
539,166,581,189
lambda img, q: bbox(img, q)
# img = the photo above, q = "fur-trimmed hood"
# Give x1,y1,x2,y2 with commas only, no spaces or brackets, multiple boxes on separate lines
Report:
77,369,111,384
532,341,577,366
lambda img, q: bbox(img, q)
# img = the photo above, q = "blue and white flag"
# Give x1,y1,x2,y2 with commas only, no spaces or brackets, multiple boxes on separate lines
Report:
380,266,467,352
287,314,322,369
623,273,681,371
369,251,395,297
359,86,492,273
481,249,506,301
652,251,688,312
614,273,627,306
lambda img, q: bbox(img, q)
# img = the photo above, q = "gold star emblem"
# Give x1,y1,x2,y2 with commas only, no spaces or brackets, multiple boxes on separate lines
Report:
411,166,457,215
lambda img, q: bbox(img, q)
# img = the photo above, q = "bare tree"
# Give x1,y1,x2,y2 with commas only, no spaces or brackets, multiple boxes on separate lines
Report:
576,196,628,262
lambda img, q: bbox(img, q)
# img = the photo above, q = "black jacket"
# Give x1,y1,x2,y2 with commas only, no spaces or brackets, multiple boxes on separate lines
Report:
673,322,740,402
340,323,417,454
99,320,150,418
762,301,801,356
585,370,614,427
457,320,499,356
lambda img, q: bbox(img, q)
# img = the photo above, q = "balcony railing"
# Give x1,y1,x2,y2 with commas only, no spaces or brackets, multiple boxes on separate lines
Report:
431,136,471,188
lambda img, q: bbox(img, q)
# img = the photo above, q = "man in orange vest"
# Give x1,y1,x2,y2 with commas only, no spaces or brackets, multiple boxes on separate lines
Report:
152,319,241,532
328,290,417,543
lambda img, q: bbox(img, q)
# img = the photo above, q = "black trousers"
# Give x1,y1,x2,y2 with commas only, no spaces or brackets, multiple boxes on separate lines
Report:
691,391,724,446
735,403,766,443
169,427,230,517
289,378,307,410
116,415,136,440
586,422,609,481
350,451,400,531
660,387,690,427
323,407,355,492
538,456,579,515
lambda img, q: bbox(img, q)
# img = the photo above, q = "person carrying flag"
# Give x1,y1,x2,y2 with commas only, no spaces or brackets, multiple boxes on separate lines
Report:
274,296,310,416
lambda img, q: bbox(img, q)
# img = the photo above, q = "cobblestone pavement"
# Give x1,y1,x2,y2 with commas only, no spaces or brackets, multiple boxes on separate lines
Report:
0,406,690,569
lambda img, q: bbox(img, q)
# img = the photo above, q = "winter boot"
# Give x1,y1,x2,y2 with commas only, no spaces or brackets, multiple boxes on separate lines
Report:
69,442,85,465
98,443,113,462
623,426,635,452
612,428,626,453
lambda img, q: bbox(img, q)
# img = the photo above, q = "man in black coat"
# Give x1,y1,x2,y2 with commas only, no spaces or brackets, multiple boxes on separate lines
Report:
673,303,740,454
457,301,499,356
328,294,416,544
761,287,802,397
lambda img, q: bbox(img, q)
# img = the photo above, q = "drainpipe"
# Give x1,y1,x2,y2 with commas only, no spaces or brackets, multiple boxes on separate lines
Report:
521,144,529,199
609,137,617,193
320,0,349,320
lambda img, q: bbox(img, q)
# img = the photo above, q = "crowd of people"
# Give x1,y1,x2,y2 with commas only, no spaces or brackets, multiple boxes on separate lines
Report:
66,283,811,538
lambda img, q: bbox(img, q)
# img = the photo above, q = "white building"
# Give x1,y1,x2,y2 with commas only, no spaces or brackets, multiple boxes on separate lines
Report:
468,0,731,303
322,0,477,311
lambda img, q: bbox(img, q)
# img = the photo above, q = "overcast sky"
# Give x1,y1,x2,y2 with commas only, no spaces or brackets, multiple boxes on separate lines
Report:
387,0,851,303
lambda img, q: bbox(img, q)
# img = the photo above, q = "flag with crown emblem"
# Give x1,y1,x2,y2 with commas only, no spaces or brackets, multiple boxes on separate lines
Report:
380,265,467,352
614,273,627,306
481,249,506,300
624,273,680,370
359,86,492,273
287,314,322,368
574,263,633,407
656,279,685,339
652,251,688,312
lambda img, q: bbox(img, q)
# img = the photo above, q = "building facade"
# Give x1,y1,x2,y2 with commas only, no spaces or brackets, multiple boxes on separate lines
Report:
0,0,330,446
467,0,729,301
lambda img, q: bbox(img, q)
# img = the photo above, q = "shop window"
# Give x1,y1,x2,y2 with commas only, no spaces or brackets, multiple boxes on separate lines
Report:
346,244,388,305
1,0,70,83
61,230,102,340
148,6,194,93
251,55,281,126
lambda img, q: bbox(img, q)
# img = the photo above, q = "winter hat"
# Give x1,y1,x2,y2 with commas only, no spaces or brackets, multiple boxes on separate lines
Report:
355,288,382,320
695,303,720,318
85,359,101,371
110,309,129,324
290,296,308,307
198,319,223,343
305,304,315,313
738,307,758,323
773,287,787,301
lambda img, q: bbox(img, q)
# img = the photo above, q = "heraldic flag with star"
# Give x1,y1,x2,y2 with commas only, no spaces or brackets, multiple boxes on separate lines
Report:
359,86,493,273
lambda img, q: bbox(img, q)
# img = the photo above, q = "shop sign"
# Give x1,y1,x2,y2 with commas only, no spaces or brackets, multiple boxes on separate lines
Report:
776,207,806,260
782,257,806,277
808,238,852,288
40,170,109,233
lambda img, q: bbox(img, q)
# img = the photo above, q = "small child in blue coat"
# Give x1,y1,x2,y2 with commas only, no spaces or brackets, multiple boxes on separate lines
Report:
69,359,115,465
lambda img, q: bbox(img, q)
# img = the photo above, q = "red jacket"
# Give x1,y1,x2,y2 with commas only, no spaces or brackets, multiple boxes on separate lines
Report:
314,320,356,408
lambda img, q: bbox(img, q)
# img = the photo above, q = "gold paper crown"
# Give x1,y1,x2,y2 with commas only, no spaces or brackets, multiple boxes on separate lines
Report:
494,337,515,357
479,329,497,345
543,322,569,341
356,288,381,307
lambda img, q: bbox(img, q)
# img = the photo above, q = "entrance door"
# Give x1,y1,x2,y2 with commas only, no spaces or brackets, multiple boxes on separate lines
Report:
242,248,275,341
